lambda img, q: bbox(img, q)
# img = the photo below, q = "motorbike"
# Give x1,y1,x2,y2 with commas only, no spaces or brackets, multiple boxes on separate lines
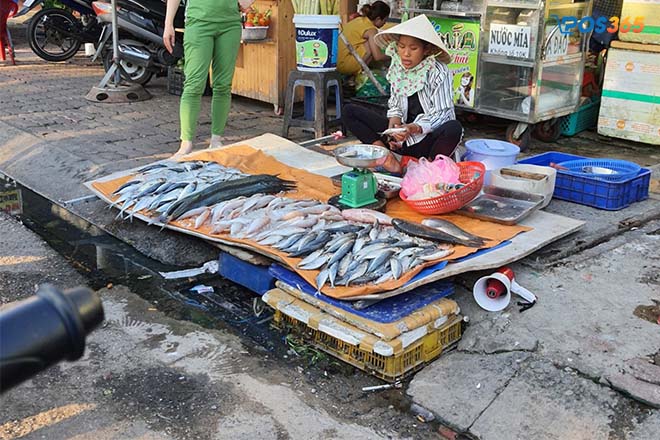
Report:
15,0,103,62
0,285,104,393
91,0,185,85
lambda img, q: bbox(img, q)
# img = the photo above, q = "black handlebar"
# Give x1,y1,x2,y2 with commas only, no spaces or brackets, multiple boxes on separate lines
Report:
0,285,104,393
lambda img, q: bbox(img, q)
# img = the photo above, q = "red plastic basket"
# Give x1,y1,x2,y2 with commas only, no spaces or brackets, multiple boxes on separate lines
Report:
400,161,485,215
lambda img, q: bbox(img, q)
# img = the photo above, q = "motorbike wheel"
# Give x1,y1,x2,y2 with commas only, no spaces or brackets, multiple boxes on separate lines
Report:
102,49,154,86
27,8,82,62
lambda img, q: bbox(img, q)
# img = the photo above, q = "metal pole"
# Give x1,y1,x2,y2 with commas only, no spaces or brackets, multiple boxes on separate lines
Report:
111,0,120,85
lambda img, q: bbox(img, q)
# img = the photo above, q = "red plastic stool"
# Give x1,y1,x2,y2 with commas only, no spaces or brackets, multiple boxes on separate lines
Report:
0,0,18,65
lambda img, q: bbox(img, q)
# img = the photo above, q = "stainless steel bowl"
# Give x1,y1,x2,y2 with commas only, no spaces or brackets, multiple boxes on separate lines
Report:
334,144,389,169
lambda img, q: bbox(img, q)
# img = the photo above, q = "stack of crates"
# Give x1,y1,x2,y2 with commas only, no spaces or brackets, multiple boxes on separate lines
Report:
597,0,660,145
263,283,463,382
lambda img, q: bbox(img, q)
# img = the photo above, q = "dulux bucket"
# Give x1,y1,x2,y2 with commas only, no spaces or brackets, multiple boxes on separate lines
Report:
463,139,520,183
293,14,340,72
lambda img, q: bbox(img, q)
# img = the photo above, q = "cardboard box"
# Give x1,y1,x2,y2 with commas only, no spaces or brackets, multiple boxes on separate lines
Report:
619,0,660,45
598,41,660,145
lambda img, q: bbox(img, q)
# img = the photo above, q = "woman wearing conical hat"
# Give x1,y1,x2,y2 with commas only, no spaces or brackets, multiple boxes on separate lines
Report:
342,15,463,174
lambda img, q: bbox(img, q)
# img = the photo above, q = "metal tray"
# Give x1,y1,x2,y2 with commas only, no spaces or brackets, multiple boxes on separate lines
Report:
457,186,545,225
334,144,389,169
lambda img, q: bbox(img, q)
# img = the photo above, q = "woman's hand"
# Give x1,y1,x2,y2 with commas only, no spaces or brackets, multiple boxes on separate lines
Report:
390,123,421,142
163,25,175,54
388,117,402,130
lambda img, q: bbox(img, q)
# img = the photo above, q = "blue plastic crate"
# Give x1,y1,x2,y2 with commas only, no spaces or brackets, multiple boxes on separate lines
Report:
518,152,650,210
217,252,275,295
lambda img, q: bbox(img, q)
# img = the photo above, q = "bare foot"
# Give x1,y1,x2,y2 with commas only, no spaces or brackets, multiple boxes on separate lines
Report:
170,141,193,159
382,153,403,174
209,134,223,149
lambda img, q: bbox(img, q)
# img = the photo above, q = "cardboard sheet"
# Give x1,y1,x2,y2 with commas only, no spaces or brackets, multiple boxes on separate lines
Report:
90,145,531,298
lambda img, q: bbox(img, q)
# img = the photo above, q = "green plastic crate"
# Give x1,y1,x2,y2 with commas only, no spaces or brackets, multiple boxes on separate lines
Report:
559,98,600,136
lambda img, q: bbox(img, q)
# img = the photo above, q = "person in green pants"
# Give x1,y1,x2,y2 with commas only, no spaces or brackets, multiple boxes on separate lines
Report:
163,0,245,157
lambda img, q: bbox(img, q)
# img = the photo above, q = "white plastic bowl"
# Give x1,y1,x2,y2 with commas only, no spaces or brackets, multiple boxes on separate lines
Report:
241,26,268,41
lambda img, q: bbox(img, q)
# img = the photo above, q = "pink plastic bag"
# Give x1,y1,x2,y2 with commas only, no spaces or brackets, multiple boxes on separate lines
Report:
401,155,461,198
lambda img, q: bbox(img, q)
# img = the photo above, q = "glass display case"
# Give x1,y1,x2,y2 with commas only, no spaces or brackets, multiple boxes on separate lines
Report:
403,0,593,146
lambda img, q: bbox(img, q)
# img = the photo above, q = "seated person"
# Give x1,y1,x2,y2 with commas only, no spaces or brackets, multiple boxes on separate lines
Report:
342,14,463,174
337,1,391,76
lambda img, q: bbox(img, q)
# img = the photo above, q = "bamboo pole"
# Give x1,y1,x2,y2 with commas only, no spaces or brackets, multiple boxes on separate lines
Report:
338,30,387,96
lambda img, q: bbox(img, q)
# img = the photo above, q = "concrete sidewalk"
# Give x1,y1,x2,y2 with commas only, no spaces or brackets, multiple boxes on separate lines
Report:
0,212,412,439
1,25,660,439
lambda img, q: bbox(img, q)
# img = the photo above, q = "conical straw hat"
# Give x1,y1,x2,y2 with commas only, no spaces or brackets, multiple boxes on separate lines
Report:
374,14,451,64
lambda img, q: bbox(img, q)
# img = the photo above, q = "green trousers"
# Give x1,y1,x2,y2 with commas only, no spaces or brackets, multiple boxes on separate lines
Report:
180,18,241,141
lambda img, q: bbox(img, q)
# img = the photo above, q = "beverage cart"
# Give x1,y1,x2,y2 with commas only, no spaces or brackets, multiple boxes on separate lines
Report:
402,0,593,149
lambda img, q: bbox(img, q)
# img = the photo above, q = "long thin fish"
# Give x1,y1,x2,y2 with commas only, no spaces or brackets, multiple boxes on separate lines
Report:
392,218,483,247
421,218,487,246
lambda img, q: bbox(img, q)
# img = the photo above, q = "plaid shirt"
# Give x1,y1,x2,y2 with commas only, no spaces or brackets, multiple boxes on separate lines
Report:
386,60,456,146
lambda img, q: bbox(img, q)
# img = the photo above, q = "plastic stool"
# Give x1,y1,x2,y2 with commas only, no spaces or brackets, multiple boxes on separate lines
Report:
0,0,17,65
282,70,343,139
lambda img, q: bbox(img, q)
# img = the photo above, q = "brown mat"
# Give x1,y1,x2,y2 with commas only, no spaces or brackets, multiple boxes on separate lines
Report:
91,145,531,298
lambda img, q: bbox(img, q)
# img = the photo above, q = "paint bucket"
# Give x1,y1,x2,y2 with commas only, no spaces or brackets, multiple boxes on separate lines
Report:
293,14,340,72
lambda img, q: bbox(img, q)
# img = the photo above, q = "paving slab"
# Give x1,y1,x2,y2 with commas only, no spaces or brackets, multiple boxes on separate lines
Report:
629,411,660,440
407,352,531,432
470,358,648,440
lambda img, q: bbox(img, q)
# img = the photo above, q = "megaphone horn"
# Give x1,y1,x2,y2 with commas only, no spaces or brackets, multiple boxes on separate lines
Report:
473,267,537,312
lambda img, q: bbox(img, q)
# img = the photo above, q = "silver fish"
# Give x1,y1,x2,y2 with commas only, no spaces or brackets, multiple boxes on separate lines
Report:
367,249,395,272
316,267,330,291
325,233,356,253
258,234,285,246
244,217,270,237
337,252,353,278
421,218,487,247
327,240,354,267
375,271,394,284
299,253,330,271
390,258,402,280
346,261,369,286
298,249,324,266
274,233,304,250
328,261,339,288
178,206,209,221
418,247,454,261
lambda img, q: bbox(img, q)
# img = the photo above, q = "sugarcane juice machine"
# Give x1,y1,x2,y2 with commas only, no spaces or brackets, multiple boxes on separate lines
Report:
332,145,389,208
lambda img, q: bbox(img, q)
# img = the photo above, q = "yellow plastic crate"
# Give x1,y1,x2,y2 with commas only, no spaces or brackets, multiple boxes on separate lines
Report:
273,310,463,382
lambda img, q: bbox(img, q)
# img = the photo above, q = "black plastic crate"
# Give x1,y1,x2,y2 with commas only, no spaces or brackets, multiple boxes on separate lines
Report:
167,65,212,96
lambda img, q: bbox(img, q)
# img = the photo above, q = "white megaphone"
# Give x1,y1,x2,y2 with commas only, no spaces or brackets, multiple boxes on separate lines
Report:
473,267,537,312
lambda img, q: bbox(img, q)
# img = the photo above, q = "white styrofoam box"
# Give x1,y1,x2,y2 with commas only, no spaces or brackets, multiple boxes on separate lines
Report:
597,44,660,145
488,164,557,209
619,0,660,45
